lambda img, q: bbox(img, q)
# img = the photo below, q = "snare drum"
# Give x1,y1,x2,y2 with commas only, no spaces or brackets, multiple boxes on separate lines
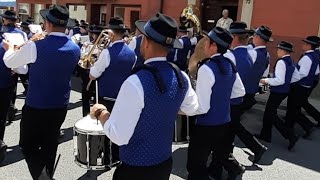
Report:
173,115,190,144
73,115,112,170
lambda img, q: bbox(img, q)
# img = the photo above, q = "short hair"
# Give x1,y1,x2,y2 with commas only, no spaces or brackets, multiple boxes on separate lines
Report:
113,29,126,36
236,34,250,44
222,9,229,15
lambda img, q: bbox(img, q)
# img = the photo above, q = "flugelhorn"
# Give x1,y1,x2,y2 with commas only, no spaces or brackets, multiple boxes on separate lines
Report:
15,32,47,50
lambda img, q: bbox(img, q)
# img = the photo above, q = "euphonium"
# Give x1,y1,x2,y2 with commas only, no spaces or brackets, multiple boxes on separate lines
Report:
78,29,112,69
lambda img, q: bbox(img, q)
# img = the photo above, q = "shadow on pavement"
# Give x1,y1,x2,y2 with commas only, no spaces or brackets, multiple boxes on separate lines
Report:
0,145,24,167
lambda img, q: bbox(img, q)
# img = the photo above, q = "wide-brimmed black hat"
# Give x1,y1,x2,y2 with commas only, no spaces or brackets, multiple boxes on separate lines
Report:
277,41,294,52
255,26,273,42
40,5,75,28
106,17,129,30
203,27,233,49
229,21,254,35
0,10,18,20
88,25,104,34
80,22,89,29
20,21,30,28
26,17,34,23
178,25,189,33
302,36,320,46
135,13,182,49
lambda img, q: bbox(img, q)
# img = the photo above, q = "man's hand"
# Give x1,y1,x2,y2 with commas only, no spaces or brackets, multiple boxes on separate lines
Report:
2,40,13,51
90,104,110,126
260,78,267,85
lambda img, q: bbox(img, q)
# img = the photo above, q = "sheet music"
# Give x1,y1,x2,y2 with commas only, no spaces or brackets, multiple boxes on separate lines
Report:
80,35,90,44
28,24,43,34
3,33,25,46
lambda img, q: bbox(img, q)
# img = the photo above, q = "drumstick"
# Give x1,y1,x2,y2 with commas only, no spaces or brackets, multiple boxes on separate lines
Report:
86,80,92,91
95,80,99,125
52,154,61,179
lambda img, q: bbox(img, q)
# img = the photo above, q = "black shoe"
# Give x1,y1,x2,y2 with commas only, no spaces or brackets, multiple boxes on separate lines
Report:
227,165,245,180
0,140,8,164
255,134,271,143
208,164,223,180
59,130,64,138
302,128,314,139
253,146,267,163
288,136,299,151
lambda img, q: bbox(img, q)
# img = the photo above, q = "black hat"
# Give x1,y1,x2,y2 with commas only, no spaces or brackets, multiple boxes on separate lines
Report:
0,10,18,20
229,21,254,35
20,21,30,28
302,36,320,46
80,22,89,29
178,25,189,33
255,26,273,42
135,13,182,49
88,25,104,34
40,5,75,28
26,17,34,23
277,41,294,52
106,17,129,30
204,27,233,49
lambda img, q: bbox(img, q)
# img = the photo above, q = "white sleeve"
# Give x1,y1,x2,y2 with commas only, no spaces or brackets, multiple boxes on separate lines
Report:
297,55,312,79
263,64,270,77
224,51,236,65
104,75,144,146
248,49,257,64
231,73,245,99
68,29,74,37
128,37,136,50
291,67,300,83
195,64,215,115
4,42,37,68
190,37,197,46
179,72,199,116
265,60,286,86
13,65,28,75
216,18,222,27
89,49,111,78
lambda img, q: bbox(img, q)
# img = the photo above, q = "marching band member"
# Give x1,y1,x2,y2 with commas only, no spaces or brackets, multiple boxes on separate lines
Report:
187,27,245,180
91,13,198,180
67,19,80,37
285,36,320,138
257,41,299,150
128,20,146,67
0,10,28,164
167,26,197,71
3,5,80,179
89,17,136,163
243,26,272,112
224,21,267,163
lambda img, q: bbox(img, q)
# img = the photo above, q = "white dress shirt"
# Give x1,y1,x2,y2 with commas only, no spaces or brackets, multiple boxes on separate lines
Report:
248,46,270,77
90,40,136,78
264,55,290,86
293,50,320,87
216,17,233,30
194,53,245,115
103,57,199,146
128,35,141,51
4,32,67,71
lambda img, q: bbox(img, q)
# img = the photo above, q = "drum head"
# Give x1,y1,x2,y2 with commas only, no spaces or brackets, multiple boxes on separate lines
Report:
74,115,104,133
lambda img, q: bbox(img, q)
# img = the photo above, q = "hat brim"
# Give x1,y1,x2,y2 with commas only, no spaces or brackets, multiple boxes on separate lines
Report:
230,29,254,35
0,14,17,20
302,39,319,46
40,9,76,28
106,24,130,30
202,31,230,49
255,29,273,42
135,20,183,49
277,45,294,52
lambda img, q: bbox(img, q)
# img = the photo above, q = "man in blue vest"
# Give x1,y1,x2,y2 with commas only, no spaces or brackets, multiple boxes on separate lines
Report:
224,21,267,164
244,26,272,112
285,36,320,138
257,41,299,150
167,26,197,71
89,17,136,163
187,27,245,180
0,10,28,164
3,5,80,179
128,20,146,67
91,13,199,180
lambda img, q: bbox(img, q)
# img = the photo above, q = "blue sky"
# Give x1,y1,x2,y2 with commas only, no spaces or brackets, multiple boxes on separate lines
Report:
0,0,15,2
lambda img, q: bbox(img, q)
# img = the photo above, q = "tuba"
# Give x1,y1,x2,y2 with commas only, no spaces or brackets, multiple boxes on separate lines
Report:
180,5,202,36
78,29,112,69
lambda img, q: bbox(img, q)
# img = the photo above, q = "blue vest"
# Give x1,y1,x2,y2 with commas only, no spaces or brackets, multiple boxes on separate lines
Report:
134,35,144,67
196,55,236,126
246,47,269,94
166,48,175,63
27,32,33,39
230,47,253,105
0,26,27,89
176,37,192,71
297,52,319,87
72,27,81,35
98,42,136,98
270,56,295,93
26,35,80,109
120,61,188,166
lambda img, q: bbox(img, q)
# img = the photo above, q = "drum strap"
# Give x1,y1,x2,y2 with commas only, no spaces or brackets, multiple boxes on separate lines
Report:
168,62,186,89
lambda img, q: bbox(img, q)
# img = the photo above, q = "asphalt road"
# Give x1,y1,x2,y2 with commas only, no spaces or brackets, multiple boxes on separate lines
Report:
0,78,320,180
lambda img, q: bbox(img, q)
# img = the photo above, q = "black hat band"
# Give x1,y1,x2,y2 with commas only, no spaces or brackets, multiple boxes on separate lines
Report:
46,13,67,26
208,30,229,49
144,21,174,46
255,29,269,41
277,45,293,52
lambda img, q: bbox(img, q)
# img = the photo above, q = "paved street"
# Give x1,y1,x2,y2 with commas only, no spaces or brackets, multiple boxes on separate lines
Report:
0,78,320,180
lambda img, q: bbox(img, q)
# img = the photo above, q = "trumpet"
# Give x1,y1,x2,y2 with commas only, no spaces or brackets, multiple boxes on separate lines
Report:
14,32,47,50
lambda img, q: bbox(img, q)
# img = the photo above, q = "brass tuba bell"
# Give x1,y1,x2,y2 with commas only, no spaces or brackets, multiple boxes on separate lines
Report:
180,5,202,36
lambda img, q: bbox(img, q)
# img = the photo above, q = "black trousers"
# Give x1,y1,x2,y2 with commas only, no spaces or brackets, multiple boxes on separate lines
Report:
239,93,256,114
19,74,29,93
19,105,67,179
230,104,264,154
113,157,172,180
187,123,243,180
0,87,14,140
286,85,314,131
300,83,320,125
260,92,296,140
80,72,95,117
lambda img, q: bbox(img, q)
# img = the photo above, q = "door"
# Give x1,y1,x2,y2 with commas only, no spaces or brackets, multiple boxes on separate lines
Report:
130,11,140,31
91,4,101,25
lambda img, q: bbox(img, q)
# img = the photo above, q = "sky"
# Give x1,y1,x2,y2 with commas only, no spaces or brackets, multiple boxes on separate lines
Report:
0,0,15,2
